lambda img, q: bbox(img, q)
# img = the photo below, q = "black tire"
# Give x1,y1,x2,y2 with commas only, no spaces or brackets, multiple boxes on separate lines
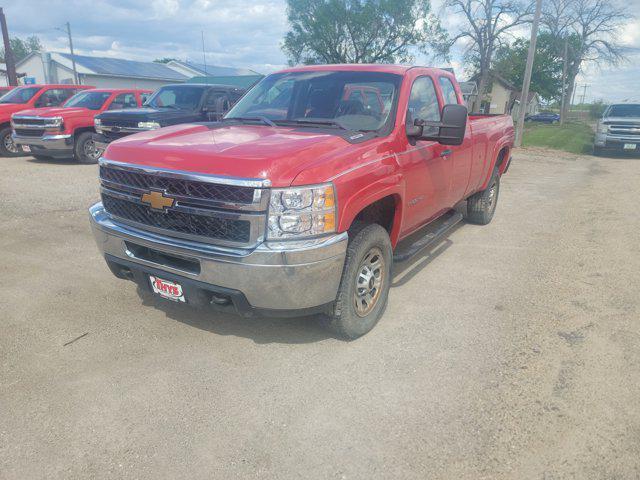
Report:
323,223,392,340
467,168,500,225
74,132,101,164
0,126,21,157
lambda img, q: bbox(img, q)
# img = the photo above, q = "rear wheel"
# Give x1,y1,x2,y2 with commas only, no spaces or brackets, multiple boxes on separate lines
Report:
0,127,21,157
323,223,392,340
466,168,500,225
74,132,101,164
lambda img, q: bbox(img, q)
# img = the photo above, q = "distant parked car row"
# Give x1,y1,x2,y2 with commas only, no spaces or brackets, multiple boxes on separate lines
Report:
525,112,560,124
0,82,246,163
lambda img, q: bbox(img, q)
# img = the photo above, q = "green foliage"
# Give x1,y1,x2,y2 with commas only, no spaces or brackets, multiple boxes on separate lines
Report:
0,35,42,63
283,0,447,65
154,57,178,64
523,121,593,154
589,100,607,119
492,32,581,102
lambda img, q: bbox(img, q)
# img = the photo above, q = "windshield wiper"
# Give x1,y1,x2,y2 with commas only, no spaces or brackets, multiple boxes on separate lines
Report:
287,118,352,131
156,104,182,109
223,116,277,127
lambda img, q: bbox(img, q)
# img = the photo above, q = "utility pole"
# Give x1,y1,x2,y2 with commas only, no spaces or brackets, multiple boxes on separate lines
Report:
65,22,79,84
515,0,543,147
0,8,18,86
559,37,568,125
580,84,588,105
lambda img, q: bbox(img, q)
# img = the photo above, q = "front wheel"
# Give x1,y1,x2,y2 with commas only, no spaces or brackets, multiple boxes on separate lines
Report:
74,132,101,164
0,127,21,157
466,168,500,225
323,223,392,340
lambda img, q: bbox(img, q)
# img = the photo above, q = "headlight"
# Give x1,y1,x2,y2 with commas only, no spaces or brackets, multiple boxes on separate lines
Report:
94,118,102,133
44,116,63,128
138,121,161,130
267,183,336,239
597,122,608,134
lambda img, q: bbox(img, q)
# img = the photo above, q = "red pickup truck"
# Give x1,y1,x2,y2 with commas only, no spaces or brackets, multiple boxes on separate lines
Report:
0,84,91,157
12,88,150,163
90,64,514,338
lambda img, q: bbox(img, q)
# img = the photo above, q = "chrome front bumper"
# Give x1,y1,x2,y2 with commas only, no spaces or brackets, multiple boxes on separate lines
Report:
12,133,73,150
89,202,348,311
595,133,640,146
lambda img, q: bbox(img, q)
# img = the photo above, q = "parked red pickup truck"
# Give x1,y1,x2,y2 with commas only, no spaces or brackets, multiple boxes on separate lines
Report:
90,64,514,338
12,88,151,163
0,84,91,156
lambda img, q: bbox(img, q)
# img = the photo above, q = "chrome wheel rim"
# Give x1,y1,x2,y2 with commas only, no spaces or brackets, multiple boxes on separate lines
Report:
486,179,499,214
354,247,385,317
487,181,497,207
83,139,100,160
3,133,18,153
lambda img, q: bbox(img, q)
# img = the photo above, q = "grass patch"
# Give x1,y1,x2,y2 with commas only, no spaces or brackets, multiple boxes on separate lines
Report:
523,121,594,154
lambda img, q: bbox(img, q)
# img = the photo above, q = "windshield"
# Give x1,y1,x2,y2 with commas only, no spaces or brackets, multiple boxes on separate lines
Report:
606,104,640,118
225,71,402,132
63,91,112,110
0,86,40,104
144,86,206,110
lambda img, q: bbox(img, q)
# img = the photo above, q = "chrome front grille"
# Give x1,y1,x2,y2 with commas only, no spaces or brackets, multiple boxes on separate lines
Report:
99,165,256,205
99,159,269,247
12,117,46,127
604,122,640,137
14,128,44,137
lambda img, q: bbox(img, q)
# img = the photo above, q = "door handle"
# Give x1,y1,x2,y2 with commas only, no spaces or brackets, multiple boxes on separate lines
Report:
440,149,453,158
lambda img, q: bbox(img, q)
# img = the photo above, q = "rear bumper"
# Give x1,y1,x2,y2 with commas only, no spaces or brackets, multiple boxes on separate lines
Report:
89,202,348,314
12,133,73,156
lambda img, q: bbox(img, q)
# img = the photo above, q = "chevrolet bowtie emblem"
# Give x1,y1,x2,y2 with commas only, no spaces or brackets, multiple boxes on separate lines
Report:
141,190,175,211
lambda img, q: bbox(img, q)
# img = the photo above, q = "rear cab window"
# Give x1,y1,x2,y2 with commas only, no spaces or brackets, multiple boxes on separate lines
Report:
438,77,459,105
109,93,138,110
35,88,77,108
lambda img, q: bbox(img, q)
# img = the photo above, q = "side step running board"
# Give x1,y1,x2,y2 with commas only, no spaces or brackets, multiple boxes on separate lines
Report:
393,210,464,262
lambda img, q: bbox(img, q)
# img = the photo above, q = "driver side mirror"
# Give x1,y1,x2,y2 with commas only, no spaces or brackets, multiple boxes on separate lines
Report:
406,103,468,146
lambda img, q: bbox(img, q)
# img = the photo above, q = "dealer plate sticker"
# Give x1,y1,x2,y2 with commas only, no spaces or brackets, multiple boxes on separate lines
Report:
21,145,31,152
150,276,185,302
623,143,636,150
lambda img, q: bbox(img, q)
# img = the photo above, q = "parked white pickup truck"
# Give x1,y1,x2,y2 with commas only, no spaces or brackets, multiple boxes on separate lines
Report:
594,103,640,155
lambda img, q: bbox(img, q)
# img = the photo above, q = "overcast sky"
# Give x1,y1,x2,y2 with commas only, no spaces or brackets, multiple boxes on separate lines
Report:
4,0,639,102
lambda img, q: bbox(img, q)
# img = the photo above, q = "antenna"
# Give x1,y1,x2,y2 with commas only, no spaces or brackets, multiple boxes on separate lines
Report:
201,31,208,84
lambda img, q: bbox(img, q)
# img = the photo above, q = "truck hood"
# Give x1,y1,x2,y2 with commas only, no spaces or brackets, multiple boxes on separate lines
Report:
12,107,91,119
0,103,30,122
104,123,353,187
97,107,195,124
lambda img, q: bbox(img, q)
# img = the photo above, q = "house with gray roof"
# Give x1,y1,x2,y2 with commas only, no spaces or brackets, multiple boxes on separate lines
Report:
16,52,189,89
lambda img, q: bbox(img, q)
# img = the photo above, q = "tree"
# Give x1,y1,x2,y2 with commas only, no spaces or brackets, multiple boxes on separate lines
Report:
282,0,447,65
492,32,566,102
446,0,533,112
542,0,629,120
0,35,42,63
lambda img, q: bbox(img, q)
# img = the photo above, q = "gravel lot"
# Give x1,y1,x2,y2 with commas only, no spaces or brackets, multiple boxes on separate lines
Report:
1,149,639,479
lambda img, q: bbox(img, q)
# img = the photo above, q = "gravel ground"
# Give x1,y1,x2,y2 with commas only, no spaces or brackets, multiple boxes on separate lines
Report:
1,149,639,479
